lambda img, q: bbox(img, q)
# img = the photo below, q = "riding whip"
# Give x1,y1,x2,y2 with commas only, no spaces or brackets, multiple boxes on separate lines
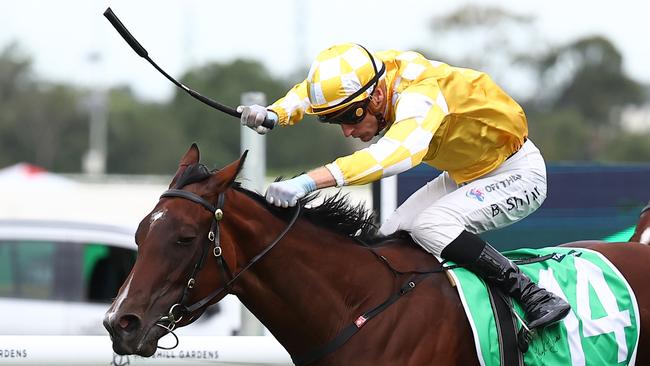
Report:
103,7,275,129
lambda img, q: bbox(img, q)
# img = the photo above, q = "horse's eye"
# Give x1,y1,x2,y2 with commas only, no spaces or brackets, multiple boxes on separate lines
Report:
176,236,196,246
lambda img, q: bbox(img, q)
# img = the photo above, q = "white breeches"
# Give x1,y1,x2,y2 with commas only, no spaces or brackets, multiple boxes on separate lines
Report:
378,139,547,256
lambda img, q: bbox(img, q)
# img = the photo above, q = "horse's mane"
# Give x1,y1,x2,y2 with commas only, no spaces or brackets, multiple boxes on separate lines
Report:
235,182,380,243
173,163,213,189
175,163,383,243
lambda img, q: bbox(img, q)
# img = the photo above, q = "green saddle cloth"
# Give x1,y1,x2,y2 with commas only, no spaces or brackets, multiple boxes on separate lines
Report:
447,247,640,366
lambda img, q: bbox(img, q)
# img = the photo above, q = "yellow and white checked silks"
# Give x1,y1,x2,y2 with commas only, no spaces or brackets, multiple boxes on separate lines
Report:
268,47,528,186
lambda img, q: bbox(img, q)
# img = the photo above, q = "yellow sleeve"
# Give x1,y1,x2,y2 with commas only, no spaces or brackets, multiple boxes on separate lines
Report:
326,88,449,186
267,80,311,126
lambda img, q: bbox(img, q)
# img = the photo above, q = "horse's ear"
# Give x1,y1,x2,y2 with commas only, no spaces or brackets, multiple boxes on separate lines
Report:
169,143,200,188
219,150,248,187
207,150,248,192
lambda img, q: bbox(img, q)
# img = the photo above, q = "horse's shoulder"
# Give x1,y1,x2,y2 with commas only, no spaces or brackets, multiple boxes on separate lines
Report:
369,234,440,273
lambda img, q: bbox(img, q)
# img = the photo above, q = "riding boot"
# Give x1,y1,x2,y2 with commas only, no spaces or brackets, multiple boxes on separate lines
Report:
471,243,571,329
441,230,570,330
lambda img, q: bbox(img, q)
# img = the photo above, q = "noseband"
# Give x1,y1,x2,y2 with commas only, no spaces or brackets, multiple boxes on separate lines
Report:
154,188,300,348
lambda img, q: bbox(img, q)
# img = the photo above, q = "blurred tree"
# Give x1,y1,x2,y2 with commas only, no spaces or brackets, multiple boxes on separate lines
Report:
0,43,30,167
600,132,650,163
525,107,590,161
533,36,644,119
0,43,88,171
0,43,31,101
22,84,88,171
166,59,278,170
529,36,646,160
105,86,185,174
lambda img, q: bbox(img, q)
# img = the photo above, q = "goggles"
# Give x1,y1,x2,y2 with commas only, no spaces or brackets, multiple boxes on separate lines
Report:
317,98,370,125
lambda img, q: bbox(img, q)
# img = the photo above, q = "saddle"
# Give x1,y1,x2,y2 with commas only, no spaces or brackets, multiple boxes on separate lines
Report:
368,234,527,366
370,241,640,366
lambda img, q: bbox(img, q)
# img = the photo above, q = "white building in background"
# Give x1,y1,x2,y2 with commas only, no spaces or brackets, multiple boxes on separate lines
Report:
0,163,372,226
0,163,166,227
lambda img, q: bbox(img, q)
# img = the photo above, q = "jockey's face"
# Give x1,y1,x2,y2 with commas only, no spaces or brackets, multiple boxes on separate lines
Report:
338,82,387,142
340,114,380,142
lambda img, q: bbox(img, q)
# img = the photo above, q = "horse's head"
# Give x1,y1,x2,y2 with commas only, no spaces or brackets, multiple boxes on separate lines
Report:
104,143,246,356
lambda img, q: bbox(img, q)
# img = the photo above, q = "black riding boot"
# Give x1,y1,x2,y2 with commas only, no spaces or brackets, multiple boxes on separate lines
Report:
472,243,571,329
442,231,571,330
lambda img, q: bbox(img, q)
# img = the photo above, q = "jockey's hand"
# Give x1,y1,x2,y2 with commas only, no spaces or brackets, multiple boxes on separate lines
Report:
237,104,278,135
265,174,317,208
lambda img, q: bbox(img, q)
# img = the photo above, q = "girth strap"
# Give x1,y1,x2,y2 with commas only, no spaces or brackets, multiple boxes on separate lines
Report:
291,275,425,366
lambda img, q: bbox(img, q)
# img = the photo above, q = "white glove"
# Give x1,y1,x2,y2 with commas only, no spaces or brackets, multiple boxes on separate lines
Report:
236,104,278,135
265,174,317,208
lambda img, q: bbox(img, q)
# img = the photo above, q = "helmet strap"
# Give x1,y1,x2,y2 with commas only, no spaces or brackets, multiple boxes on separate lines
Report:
370,81,388,135
374,112,388,136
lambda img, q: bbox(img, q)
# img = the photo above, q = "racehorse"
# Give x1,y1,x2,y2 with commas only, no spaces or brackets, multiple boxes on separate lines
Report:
104,144,650,365
630,201,650,244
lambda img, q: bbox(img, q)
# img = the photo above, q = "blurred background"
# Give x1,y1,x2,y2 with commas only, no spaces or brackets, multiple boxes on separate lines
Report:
1,0,649,176
0,0,649,349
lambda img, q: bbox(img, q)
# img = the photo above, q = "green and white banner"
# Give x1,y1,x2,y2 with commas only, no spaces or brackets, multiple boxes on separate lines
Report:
448,247,640,366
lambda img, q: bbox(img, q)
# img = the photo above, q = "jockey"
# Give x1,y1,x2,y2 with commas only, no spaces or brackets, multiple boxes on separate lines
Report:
238,43,570,330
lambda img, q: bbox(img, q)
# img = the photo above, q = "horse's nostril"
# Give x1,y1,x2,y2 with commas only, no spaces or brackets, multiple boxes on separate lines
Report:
117,314,141,333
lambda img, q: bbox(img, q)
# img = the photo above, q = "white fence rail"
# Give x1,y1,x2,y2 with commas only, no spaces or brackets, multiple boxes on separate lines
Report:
0,336,292,366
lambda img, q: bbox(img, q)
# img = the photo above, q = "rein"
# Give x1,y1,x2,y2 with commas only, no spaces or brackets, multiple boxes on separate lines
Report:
154,188,300,348
291,242,561,365
148,187,561,364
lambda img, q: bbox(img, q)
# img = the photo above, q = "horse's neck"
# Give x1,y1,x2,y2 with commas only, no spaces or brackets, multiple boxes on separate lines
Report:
225,194,391,355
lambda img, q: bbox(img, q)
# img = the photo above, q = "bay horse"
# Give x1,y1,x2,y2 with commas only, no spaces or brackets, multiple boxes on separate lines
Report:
104,144,650,365
630,201,650,244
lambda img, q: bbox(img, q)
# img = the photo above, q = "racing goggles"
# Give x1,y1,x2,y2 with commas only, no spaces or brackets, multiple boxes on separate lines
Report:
317,98,371,125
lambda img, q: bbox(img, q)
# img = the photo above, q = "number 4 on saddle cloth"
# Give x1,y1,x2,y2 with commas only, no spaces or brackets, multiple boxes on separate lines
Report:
446,247,640,366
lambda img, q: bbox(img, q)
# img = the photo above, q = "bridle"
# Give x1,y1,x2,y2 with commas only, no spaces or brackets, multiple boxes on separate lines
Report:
146,186,452,365
153,187,300,348
146,187,446,365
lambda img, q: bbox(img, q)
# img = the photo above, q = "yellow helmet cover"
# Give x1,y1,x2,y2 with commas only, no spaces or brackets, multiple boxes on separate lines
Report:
305,43,385,115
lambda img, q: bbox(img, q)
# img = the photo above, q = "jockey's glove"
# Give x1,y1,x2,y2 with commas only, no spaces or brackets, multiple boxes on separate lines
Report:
237,104,278,135
265,174,317,208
